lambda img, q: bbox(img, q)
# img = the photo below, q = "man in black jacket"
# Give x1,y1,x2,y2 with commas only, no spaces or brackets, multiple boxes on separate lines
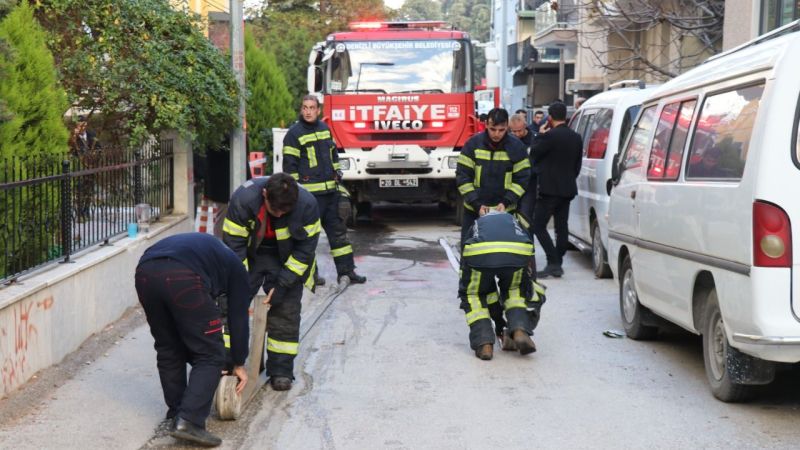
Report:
456,108,530,247
222,173,319,392
531,102,583,278
283,95,365,285
135,233,250,447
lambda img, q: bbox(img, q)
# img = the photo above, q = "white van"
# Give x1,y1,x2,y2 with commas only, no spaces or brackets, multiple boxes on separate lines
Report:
607,21,800,402
567,83,657,278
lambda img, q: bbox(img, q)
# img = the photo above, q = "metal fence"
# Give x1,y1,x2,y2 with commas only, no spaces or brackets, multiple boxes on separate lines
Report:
0,139,174,284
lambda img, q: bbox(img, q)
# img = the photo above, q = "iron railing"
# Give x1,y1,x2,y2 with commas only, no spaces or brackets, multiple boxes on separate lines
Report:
0,139,174,284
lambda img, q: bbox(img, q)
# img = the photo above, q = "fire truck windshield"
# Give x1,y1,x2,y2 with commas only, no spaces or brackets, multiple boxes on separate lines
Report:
327,40,471,94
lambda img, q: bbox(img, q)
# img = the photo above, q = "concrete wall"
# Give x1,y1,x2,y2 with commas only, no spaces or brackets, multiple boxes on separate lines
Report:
0,134,194,396
723,0,760,50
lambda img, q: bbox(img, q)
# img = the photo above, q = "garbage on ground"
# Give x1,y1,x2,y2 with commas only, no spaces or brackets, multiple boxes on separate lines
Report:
603,329,625,338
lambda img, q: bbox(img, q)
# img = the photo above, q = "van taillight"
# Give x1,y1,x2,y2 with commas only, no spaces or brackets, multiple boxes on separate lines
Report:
753,201,792,267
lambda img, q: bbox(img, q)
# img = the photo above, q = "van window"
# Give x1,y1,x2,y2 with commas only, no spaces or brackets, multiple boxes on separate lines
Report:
647,100,697,180
665,100,696,179
621,105,657,172
577,112,594,156
648,102,680,179
686,83,765,180
585,108,613,159
569,111,582,130
619,105,641,153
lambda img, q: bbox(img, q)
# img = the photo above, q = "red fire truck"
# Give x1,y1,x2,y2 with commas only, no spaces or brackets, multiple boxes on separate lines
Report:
275,21,479,220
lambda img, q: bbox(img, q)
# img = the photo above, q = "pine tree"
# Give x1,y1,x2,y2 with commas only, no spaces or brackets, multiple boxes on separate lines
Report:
0,0,68,160
0,0,68,278
245,28,295,167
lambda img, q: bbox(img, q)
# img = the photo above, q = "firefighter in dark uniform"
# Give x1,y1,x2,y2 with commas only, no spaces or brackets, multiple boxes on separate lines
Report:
282,95,366,285
456,108,531,248
135,233,250,447
222,173,319,391
458,212,546,360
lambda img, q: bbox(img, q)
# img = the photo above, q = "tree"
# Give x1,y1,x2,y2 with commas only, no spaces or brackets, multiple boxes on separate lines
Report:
0,0,69,278
35,0,240,147
576,0,724,79
397,0,443,21
0,0,68,160
250,11,324,105
442,0,491,83
250,0,390,103
245,28,295,162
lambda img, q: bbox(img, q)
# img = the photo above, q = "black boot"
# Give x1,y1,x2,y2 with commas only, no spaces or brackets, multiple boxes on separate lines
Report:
170,417,222,447
271,376,293,391
536,264,563,279
339,270,366,284
315,273,326,287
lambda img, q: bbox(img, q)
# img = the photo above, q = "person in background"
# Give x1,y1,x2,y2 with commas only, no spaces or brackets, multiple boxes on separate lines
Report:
531,102,583,278
282,95,366,285
456,108,530,248
509,113,537,234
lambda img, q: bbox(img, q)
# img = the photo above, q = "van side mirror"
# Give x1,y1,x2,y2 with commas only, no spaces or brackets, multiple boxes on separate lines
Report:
609,153,621,194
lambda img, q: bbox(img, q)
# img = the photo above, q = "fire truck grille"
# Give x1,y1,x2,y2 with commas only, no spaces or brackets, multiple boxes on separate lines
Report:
365,168,433,175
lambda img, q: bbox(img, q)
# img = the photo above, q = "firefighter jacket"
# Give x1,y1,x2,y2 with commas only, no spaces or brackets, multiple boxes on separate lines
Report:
462,211,533,269
456,131,530,213
283,118,340,195
222,177,322,292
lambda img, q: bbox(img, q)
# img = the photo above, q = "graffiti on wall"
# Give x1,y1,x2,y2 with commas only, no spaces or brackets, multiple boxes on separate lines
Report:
1,296,54,394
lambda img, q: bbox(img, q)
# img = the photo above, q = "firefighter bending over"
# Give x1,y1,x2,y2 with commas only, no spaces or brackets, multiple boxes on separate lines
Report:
458,211,546,360
222,173,319,391
283,95,366,285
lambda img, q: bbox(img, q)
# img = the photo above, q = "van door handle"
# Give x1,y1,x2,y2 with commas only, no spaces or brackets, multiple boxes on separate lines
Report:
630,190,636,200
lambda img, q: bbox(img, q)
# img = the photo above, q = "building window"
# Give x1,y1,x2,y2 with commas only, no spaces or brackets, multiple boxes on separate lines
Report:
761,0,800,34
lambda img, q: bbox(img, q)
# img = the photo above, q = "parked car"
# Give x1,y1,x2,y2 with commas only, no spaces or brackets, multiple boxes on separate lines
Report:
607,20,800,402
567,82,658,278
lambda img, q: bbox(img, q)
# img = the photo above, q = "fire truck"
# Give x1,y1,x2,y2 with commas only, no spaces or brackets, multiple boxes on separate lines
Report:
273,21,479,221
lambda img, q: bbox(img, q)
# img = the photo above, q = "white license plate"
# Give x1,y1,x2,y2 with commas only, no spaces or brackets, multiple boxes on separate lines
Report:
379,176,419,188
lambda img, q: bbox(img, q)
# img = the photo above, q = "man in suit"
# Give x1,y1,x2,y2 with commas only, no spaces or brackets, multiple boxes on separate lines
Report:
531,102,583,278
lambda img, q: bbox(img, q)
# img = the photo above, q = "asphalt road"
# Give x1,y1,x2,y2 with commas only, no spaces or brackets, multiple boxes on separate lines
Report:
2,204,799,449
203,204,800,449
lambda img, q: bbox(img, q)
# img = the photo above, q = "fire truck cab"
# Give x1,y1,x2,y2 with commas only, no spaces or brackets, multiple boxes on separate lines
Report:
275,21,478,220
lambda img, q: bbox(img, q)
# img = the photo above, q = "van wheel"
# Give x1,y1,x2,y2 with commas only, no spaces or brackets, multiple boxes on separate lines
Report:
591,221,612,278
702,290,754,402
619,255,658,340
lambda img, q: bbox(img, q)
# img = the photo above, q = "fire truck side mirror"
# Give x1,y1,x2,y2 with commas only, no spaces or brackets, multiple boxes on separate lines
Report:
308,45,323,65
307,66,323,94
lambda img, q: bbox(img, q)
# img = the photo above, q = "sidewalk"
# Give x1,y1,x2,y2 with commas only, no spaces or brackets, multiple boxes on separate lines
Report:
0,307,163,450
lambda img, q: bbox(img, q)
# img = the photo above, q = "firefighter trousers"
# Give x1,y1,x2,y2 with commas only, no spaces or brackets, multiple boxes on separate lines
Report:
458,265,543,350
134,258,226,427
249,247,303,379
315,191,355,276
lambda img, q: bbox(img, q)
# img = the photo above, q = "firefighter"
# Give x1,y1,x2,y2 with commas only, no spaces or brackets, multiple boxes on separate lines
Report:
282,95,366,285
456,108,531,248
135,233,250,447
458,211,546,360
222,173,319,391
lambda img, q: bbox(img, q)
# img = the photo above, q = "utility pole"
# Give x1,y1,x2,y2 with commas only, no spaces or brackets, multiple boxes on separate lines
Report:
230,0,246,193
